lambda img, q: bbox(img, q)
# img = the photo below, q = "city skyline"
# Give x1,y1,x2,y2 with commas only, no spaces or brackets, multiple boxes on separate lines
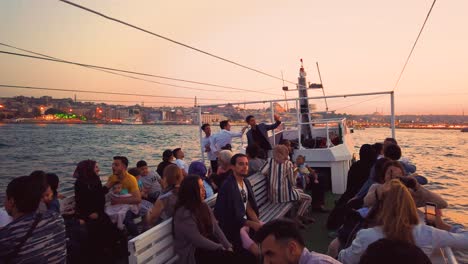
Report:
0,0,467,115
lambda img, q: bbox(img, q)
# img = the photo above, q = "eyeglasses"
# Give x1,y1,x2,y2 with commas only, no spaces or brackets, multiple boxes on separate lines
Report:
240,189,247,203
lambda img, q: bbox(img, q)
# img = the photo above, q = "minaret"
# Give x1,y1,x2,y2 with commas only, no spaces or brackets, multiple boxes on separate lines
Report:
298,59,312,140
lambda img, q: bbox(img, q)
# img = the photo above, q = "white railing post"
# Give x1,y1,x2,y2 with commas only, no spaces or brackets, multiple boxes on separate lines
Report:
443,247,458,264
270,101,276,147
198,106,205,163
390,91,396,139
326,121,332,148
296,99,302,149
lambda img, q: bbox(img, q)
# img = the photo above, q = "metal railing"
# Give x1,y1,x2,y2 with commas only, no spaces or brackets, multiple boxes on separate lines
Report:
294,118,345,149
198,91,395,161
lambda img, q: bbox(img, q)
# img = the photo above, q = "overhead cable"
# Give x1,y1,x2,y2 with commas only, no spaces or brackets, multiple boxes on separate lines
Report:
58,0,297,85
76,99,196,105
0,49,281,96
330,95,388,112
78,99,194,104
0,84,243,102
0,43,243,93
392,0,437,91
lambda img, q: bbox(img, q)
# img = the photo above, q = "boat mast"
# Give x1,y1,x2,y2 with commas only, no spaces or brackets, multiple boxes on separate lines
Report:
298,59,313,140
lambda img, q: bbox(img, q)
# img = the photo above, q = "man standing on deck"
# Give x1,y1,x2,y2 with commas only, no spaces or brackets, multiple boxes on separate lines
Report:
173,148,189,176
156,149,174,178
245,114,281,159
106,156,142,237
212,120,247,155
201,123,218,173
214,154,260,261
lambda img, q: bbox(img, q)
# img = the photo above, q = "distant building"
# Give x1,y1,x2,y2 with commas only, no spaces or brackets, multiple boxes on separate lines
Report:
192,112,227,124
146,109,163,123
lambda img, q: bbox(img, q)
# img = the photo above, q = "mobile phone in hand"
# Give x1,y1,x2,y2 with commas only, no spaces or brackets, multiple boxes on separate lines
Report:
425,202,436,227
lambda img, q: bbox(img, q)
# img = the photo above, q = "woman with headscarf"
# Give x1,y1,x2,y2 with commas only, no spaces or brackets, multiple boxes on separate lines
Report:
188,161,215,198
327,144,377,229
343,144,377,203
73,160,121,264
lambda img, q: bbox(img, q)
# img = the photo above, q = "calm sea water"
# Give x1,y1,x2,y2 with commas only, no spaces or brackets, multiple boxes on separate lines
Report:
0,124,466,224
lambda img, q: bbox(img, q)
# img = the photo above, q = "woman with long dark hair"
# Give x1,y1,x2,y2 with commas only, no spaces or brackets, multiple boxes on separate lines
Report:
173,175,235,264
73,160,122,264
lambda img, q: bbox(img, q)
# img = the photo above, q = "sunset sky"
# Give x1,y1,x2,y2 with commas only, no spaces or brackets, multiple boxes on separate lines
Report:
0,0,467,115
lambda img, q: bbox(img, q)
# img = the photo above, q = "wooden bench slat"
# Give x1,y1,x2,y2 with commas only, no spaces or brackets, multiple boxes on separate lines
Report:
264,203,293,222
130,218,172,251
206,195,217,209
59,190,76,216
134,233,175,264
254,191,267,202
247,173,264,185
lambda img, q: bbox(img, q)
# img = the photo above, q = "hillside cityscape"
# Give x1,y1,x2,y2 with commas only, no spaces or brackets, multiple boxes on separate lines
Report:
0,95,467,129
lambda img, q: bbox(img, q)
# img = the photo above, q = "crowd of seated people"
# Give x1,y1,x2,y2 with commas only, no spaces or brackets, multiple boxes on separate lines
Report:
1,128,467,264
326,137,467,263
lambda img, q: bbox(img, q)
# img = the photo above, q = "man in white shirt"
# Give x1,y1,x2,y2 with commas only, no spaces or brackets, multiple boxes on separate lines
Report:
173,148,188,176
212,120,247,155
201,123,218,173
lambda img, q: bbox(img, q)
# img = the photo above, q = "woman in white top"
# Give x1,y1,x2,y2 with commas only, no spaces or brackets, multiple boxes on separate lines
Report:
338,179,468,264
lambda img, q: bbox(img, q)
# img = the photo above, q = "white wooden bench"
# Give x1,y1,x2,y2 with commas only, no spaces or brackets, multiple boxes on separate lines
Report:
59,189,76,216
127,173,295,264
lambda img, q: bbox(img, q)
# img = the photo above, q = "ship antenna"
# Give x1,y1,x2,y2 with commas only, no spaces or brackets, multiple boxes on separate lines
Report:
316,62,329,112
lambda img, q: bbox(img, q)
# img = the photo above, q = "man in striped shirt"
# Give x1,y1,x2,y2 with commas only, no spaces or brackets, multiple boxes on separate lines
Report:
0,175,66,263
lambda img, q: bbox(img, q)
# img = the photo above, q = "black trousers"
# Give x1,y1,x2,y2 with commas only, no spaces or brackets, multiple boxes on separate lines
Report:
195,247,257,264
210,159,218,174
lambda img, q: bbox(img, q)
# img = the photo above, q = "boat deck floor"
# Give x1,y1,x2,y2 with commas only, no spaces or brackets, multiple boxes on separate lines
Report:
301,192,339,254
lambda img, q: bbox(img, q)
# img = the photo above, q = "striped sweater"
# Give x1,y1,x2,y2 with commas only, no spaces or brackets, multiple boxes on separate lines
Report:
261,158,300,203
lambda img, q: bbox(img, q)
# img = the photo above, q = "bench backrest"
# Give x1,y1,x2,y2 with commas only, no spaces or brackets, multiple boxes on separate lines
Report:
128,173,268,264
59,190,76,216
248,173,269,209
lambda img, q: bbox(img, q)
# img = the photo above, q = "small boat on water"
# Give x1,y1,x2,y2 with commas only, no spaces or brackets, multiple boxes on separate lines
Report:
121,108,144,125
121,117,143,125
